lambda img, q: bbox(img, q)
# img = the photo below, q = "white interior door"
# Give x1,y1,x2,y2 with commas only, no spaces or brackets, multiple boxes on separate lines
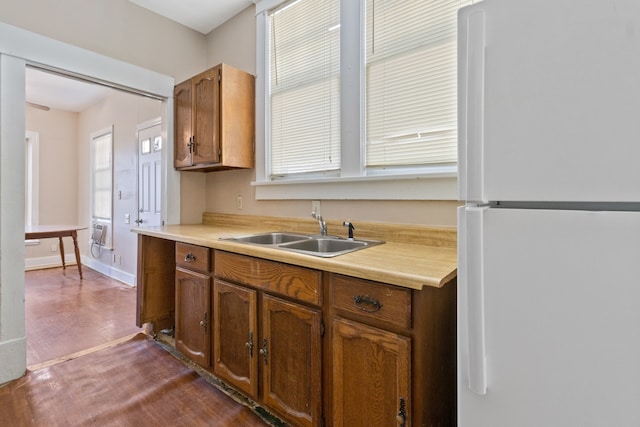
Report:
137,120,162,227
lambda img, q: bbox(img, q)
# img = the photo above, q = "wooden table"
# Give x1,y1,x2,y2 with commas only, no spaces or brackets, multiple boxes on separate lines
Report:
25,225,87,279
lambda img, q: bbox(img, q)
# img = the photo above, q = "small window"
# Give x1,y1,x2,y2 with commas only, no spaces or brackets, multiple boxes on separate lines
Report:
90,127,113,247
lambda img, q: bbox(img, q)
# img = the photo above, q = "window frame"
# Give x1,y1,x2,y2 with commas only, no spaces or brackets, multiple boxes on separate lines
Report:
25,130,39,227
89,126,114,248
254,0,457,201
25,130,40,246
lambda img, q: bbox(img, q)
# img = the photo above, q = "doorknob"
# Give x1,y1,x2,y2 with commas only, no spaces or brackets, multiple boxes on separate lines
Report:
134,219,143,224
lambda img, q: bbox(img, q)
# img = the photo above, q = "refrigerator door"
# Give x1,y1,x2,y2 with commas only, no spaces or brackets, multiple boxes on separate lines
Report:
458,207,640,427
459,0,640,203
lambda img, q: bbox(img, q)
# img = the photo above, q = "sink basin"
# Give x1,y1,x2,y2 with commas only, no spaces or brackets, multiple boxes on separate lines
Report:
223,232,383,257
228,232,311,245
279,237,382,257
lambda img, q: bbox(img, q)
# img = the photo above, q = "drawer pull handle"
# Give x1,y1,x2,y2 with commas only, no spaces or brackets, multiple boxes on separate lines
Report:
353,295,383,313
184,253,196,262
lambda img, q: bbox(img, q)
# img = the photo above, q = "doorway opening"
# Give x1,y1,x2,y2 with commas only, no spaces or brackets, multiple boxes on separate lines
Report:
24,67,163,366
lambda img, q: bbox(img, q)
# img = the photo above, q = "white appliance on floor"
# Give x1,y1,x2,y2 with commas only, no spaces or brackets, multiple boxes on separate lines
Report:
457,1,640,426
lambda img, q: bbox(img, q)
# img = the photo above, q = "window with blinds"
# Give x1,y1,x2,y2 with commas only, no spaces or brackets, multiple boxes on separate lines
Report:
261,0,476,184
91,129,113,221
268,0,340,178
365,0,473,169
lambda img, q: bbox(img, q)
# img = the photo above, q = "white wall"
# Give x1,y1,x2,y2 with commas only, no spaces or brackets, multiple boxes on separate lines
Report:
0,54,27,385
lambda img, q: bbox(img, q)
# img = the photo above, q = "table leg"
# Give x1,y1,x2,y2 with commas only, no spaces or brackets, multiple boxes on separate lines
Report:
59,237,66,270
72,231,83,279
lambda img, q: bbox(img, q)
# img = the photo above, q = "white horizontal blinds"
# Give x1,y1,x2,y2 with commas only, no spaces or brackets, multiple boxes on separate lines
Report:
365,0,473,168
93,132,112,221
269,0,340,178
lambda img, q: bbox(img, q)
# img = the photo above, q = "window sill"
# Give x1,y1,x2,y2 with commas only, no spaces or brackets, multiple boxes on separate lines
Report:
252,170,458,200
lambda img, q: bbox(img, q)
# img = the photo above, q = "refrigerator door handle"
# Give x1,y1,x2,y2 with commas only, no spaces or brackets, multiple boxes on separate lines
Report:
458,8,486,202
459,206,488,395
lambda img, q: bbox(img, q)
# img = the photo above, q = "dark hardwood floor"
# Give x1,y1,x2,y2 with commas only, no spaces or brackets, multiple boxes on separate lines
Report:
25,267,142,367
0,267,270,426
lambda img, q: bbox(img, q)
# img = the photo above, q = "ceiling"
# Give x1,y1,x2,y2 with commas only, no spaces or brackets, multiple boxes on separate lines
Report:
25,0,255,112
129,0,255,35
25,68,113,113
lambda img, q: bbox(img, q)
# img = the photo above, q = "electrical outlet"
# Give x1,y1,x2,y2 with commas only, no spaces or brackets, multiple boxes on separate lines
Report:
236,195,243,210
125,213,130,224
50,243,58,252
311,200,321,216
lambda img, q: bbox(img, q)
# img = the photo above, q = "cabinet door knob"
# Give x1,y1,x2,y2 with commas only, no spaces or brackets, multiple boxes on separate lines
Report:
246,331,254,357
396,397,407,426
258,338,268,365
199,313,208,332
185,253,196,262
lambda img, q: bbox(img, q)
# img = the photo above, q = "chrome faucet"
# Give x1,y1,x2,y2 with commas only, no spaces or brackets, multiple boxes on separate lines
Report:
311,211,327,235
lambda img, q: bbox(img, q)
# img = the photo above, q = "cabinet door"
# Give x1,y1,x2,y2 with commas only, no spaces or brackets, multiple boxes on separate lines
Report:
212,279,258,398
261,295,322,427
136,235,175,330
332,317,411,427
174,79,193,168
175,267,211,367
192,67,220,165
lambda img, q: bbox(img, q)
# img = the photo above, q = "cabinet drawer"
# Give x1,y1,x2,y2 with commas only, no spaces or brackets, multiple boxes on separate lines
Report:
176,242,211,274
214,251,321,305
331,274,411,329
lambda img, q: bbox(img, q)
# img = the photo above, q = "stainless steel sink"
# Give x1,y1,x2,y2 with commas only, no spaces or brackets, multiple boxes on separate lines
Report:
223,232,383,257
278,237,376,257
229,232,311,245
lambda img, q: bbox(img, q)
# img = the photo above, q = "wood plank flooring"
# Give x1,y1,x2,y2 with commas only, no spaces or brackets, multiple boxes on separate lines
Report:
25,267,143,367
0,267,271,426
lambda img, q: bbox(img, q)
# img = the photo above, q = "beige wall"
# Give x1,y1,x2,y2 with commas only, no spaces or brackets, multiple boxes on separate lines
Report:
202,6,459,227
77,90,162,278
13,1,460,232
25,107,80,261
0,0,207,83
24,89,161,276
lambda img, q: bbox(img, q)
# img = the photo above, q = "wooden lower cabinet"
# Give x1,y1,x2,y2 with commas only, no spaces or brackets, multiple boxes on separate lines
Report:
136,235,175,332
213,251,323,427
137,240,456,427
261,295,322,427
212,279,258,398
213,280,322,426
175,268,211,366
331,317,411,427
175,242,213,366
328,273,457,427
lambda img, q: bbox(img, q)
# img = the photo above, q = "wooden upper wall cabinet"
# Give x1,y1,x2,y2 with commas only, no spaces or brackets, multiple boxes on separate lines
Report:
174,63,255,171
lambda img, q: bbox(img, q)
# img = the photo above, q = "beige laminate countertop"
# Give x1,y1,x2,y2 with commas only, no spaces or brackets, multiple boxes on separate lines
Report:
133,219,457,291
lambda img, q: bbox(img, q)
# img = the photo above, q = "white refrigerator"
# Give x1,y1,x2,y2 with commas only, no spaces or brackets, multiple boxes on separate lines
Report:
457,1,640,426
